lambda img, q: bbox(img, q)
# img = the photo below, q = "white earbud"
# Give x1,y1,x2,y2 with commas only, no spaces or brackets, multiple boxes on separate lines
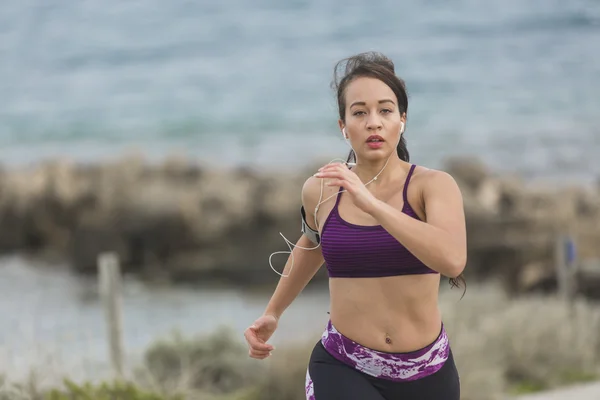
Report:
342,128,352,148
400,121,405,134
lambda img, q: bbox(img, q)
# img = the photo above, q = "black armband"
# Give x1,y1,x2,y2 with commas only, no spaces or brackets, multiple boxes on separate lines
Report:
300,206,320,245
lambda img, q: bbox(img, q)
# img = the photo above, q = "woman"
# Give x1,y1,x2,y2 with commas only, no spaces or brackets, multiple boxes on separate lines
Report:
244,51,466,399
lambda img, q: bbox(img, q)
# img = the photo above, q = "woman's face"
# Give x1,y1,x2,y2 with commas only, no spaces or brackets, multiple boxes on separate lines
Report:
339,76,405,162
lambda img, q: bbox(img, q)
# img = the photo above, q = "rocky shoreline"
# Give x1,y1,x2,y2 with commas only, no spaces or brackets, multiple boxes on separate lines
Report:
1,154,599,296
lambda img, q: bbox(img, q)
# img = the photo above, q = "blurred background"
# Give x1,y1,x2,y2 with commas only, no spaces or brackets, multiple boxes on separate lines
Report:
0,0,599,399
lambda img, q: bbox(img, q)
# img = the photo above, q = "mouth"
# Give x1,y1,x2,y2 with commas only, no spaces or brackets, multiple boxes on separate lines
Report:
366,135,384,143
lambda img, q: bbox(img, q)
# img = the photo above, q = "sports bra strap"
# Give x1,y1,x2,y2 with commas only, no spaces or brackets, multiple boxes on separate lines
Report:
402,164,416,204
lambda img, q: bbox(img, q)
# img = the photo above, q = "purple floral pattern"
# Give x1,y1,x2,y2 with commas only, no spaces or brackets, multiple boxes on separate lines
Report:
305,369,315,400
320,320,449,382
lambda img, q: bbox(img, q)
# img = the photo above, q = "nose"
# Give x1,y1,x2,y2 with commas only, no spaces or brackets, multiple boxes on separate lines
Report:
366,113,383,131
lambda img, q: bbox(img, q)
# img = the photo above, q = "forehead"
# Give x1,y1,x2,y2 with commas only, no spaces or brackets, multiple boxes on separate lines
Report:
345,76,397,104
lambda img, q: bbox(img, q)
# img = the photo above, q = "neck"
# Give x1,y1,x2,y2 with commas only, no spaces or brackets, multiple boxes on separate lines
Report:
352,154,405,187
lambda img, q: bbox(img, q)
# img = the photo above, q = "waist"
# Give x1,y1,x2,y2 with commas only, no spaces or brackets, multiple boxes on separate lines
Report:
320,320,450,382
328,308,442,353
328,274,440,352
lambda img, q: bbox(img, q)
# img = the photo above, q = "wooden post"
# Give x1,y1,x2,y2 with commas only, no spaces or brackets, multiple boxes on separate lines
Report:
98,252,125,380
555,234,578,309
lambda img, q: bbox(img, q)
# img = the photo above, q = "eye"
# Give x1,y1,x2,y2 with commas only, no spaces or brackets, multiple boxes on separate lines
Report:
352,111,366,116
381,109,392,114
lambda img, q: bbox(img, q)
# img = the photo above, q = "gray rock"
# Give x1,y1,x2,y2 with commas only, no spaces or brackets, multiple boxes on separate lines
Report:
0,155,598,297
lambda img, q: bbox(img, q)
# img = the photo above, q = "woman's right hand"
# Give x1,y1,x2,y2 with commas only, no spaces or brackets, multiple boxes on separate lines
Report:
244,314,278,359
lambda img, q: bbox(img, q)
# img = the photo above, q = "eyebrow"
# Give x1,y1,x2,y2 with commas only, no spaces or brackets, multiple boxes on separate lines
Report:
350,99,396,108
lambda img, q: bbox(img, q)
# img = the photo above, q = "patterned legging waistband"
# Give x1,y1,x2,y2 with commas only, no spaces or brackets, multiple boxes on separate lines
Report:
320,320,450,382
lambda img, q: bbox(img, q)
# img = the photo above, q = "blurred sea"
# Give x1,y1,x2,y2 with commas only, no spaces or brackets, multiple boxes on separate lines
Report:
1,0,599,382
1,0,599,183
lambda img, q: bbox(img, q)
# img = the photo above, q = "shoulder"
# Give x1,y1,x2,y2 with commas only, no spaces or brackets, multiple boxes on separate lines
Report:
410,166,463,202
301,176,323,214
301,175,339,217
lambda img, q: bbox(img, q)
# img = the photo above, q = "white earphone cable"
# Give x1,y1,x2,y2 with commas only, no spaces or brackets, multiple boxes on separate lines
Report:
269,123,404,277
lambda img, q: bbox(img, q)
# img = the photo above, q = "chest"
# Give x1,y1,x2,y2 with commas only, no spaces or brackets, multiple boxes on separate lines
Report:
337,191,405,227
321,212,405,259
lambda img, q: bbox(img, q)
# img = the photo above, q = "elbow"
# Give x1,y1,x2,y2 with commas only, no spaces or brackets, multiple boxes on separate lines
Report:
445,252,467,278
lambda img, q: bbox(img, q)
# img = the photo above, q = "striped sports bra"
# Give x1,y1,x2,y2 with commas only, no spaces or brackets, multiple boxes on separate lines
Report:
320,164,438,278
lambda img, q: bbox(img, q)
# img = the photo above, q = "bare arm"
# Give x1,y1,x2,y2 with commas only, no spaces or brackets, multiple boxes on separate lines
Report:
369,171,467,278
263,176,325,320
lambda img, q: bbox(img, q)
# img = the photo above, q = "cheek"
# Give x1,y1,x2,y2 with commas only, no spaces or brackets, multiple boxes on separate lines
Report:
343,120,359,135
385,116,402,129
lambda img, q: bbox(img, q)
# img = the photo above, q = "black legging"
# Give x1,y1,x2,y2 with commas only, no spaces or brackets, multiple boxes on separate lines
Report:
308,341,460,399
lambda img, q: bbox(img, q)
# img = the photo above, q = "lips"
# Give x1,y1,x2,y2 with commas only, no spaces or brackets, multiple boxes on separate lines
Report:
366,135,384,143
366,134,384,149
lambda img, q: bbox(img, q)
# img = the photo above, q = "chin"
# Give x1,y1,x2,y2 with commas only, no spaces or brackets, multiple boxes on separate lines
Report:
359,149,394,162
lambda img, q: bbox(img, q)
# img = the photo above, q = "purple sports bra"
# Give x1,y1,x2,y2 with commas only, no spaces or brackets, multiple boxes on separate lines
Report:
320,164,438,278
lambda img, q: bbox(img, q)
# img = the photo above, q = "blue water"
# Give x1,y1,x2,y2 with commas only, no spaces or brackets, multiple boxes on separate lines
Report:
1,0,599,183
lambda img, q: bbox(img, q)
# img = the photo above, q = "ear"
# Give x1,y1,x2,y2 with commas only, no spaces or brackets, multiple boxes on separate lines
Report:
338,119,347,138
400,113,407,134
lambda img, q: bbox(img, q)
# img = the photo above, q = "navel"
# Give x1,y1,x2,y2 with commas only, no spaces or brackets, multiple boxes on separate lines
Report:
385,334,392,345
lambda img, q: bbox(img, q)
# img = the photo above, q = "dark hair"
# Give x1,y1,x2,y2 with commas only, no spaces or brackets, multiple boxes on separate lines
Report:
331,52,409,164
331,52,466,297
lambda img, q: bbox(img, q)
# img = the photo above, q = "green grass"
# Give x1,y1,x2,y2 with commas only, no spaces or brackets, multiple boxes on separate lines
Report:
46,380,184,400
508,371,599,396
508,380,547,395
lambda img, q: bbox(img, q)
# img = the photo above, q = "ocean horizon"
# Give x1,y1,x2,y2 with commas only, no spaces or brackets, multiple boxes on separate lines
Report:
1,0,598,184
